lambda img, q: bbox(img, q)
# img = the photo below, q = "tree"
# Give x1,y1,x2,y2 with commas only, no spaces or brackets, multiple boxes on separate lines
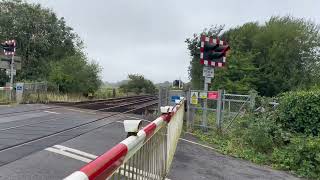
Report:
48,54,102,94
120,74,156,95
186,16,320,96
0,0,102,93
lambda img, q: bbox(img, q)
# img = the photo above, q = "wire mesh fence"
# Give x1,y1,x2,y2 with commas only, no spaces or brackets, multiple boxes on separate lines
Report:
22,82,48,103
0,88,11,104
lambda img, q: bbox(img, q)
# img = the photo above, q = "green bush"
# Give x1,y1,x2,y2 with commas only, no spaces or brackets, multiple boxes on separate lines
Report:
276,89,320,136
272,136,320,179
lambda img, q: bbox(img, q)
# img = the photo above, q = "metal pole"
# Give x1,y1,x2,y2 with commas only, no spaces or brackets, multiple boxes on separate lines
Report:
9,53,15,101
202,80,208,131
216,90,223,132
186,89,190,130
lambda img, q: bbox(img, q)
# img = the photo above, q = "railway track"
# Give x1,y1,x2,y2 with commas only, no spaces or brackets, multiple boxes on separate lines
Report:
0,95,157,116
0,95,159,166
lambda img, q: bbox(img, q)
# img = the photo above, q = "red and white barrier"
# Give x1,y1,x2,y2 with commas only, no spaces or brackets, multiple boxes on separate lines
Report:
0,86,13,91
64,101,184,180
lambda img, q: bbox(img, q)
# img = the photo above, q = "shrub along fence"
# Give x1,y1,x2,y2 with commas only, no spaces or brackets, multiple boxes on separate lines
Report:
192,88,320,180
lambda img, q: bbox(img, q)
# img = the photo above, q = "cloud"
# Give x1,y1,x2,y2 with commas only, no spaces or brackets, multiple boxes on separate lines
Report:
27,0,320,83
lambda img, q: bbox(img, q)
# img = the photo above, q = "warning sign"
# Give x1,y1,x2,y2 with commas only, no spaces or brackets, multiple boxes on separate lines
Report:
199,91,207,99
190,91,198,105
208,91,219,100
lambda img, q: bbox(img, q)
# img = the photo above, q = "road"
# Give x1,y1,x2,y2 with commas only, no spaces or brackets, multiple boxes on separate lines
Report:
168,133,300,180
0,103,301,180
0,103,151,179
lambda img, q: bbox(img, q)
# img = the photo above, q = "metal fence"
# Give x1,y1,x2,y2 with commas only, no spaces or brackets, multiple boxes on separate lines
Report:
22,82,48,103
158,87,186,107
0,82,48,104
187,90,256,131
110,127,167,180
0,87,11,104
65,99,185,180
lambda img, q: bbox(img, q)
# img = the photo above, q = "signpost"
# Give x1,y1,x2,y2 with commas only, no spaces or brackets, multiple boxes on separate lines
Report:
199,35,230,131
190,91,198,105
0,55,21,70
1,40,17,101
204,77,211,84
203,66,214,78
15,83,24,103
171,95,180,102
6,69,16,76
208,91,219,100
200,91,207,99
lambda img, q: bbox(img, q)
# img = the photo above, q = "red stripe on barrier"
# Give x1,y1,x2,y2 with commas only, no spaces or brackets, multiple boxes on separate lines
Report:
161,114,172,123
142,122,157,137
80,143,128,180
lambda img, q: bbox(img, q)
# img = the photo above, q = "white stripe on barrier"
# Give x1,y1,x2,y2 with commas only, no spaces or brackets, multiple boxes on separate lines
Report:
64,171,89,180
153,117,164,127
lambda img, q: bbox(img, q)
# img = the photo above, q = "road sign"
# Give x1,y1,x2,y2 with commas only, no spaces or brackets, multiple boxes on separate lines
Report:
171,95,180,102
0,55,22,70
190,91,198,105
203,66,214,78
6,69,16,76
16,83,23,91
208,91,219,100
200,91,207,99
15,83,24,103
205,77,212,84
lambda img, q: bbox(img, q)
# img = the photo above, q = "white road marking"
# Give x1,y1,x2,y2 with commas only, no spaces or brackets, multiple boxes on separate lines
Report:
45,147,93,163
46,144,171,180
179,138,218,151
43,110,60,114
53,145,98,159
184,132,196,136
65,108,97,114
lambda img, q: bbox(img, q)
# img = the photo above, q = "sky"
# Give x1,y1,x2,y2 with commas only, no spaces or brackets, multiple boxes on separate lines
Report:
27,0,320,83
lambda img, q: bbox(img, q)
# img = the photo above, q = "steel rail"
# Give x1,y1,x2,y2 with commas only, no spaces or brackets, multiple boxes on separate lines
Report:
0,95,156,116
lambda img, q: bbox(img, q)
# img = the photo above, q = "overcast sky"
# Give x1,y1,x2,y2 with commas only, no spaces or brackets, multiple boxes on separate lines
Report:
27,0,320,83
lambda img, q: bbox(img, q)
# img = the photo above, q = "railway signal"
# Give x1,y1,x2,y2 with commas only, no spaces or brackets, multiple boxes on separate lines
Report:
1,39,17,101
198,34,230,132
1,40,16,55
200,35,230,67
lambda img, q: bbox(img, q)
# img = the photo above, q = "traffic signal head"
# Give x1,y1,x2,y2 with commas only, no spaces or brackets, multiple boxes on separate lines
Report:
1,40,16,55
200,35,230,67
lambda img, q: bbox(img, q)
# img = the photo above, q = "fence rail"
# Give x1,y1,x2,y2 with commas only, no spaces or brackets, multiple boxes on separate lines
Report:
64,100,185,180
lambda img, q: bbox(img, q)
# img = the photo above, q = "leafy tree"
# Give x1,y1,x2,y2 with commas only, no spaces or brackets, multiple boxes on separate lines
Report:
48,54,101,94
0,0,102,93
186,16,320,96
120,74,156,95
